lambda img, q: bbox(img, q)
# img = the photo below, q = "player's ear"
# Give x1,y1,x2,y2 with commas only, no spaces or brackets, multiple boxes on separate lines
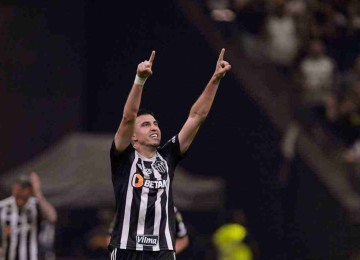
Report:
131,134,138,148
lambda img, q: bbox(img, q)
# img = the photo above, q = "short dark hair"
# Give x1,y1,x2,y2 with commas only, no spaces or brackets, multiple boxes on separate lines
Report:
137,109,155,117
13,175,32,189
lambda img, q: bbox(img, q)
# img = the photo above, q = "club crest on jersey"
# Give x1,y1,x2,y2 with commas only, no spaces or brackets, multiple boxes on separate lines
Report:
152,160,167,174
132,158,168,189
136,235,158,246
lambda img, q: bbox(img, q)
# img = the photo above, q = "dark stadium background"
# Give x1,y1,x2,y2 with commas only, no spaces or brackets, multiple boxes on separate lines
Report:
0,0,353,259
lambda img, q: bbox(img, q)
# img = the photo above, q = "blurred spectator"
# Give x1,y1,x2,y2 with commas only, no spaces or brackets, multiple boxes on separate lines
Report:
281,37,339,178
343,139,360,164
295,38,338,127
233,0,267,57
277,0,310,44
206,0,238,38
264,3,300,70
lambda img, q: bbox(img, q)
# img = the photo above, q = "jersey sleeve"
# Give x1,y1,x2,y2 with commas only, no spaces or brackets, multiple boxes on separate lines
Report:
110,141,134,181
159,135,185,164
110,140,131,161
110,140,133,175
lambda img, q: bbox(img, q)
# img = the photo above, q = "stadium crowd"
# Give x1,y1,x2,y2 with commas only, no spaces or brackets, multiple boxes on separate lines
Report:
203,0,360,167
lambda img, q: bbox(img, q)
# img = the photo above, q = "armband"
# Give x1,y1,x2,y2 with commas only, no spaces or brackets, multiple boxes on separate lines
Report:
134,75,147,86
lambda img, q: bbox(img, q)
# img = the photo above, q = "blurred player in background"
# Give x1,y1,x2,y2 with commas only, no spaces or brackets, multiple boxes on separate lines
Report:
0,172,57,260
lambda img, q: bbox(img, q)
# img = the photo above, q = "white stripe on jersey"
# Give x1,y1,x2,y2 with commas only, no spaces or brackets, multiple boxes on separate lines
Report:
157,153,173,250
19,212,27,260
0,199,9,258
152,188,164,251
110,249,113,260
0,197,39,260
111,247,117,260
136,186,149,251
30,199,38,260
120,153,137,248
9,201,18,260
0,199,7,254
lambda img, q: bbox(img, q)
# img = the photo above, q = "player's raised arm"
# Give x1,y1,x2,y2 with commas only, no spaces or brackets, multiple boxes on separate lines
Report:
178,48,231,154
30,172,57,223
114,51,156,152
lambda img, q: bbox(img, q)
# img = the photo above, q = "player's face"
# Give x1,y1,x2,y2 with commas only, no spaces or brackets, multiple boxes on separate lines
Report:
133,114,161,148
12,184,32,208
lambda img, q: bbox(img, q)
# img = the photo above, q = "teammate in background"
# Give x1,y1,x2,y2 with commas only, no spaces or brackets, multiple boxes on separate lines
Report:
108,48,231,260
38,220,56,260
174,207,189,254
0,172,57,260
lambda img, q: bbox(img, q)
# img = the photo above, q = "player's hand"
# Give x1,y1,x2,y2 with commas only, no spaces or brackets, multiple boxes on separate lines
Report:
137,51,156,78
30,172,42,194
213,48,231,81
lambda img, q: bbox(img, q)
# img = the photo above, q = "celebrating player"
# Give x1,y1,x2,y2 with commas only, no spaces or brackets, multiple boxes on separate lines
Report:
108,48,231,260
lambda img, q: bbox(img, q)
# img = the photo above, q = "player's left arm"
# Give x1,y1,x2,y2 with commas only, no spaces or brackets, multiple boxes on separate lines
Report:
30,172,58,224
178,48,231,154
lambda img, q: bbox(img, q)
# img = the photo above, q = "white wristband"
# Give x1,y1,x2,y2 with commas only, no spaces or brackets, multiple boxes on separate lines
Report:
134,75,147,86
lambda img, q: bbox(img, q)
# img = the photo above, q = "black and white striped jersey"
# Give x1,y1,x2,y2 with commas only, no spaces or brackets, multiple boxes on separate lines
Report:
109,135,183,251
174,207,187,239
0,196,42,260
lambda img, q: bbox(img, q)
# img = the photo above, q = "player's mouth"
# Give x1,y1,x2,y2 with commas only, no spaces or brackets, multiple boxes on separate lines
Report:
150,133,159,140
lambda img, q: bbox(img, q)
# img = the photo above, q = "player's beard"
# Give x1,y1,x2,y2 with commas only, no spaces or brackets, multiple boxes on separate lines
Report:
147,139,160,148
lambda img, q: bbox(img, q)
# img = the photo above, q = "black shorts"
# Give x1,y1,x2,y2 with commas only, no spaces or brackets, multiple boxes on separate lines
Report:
110,248,176,260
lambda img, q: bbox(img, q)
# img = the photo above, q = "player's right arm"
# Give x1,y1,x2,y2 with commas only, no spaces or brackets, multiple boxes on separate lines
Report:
30,172,57,224
114,51,156,153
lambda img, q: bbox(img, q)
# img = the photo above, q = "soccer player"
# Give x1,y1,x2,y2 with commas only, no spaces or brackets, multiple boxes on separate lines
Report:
0,172,57,260
108,48,231,260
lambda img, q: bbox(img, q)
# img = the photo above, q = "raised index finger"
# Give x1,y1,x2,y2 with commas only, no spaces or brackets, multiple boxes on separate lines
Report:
148,50,156,64
218,48,225,62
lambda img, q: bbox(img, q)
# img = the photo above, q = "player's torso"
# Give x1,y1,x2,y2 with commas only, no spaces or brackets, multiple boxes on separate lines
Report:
112,150,175,251
0,197,40,260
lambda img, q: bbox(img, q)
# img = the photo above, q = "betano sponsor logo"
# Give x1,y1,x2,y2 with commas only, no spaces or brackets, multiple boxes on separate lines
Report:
136,235,159,246
132,173,167,189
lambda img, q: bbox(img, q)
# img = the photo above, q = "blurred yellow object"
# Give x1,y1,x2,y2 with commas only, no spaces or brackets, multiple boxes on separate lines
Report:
213,224,252,260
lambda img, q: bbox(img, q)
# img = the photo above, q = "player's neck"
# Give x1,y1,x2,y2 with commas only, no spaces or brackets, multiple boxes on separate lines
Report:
136,146,157,159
